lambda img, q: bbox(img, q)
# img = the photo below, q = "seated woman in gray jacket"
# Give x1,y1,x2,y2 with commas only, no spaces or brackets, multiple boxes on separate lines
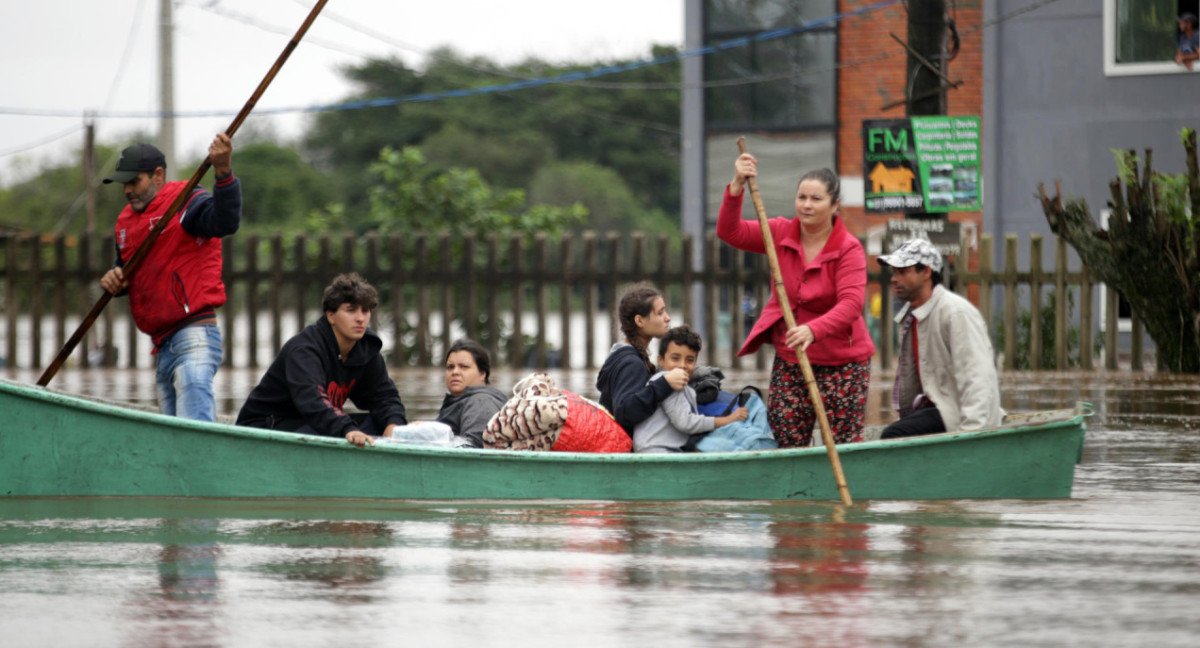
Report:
435,339,507,448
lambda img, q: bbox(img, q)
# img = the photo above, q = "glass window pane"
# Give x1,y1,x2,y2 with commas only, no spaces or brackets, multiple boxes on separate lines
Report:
1115,0,1178,62
705,131,834,225
706,0,836,33
705,33,836,130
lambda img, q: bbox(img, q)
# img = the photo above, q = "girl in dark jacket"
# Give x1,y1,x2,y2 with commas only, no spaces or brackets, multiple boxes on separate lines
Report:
595,283,688,435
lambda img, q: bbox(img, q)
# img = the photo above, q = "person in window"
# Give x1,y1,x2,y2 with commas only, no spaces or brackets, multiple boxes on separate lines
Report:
1176,12,1198,71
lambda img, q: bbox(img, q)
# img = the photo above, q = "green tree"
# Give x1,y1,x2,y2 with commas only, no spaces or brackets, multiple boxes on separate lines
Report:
218,141,333,232
0,143,128,235
324,146,586,238
1038,128,1200,373
529,161,677,234
302,46,682,225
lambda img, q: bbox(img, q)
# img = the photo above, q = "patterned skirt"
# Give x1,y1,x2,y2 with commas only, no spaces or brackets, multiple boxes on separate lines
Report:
767,356,870,448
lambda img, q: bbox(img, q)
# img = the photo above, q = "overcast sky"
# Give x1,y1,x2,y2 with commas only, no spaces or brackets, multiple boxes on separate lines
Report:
0,0,683,184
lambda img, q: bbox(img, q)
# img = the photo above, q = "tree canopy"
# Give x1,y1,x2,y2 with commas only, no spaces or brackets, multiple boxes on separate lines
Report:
1,46,683,238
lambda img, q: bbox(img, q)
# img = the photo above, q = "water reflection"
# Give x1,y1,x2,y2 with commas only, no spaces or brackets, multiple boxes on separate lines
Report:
135,519,222,648
768,507,868,598
256,521,393,604
2,367,1199,646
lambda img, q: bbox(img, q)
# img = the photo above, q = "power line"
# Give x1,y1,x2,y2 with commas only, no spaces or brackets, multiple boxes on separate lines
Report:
0,0,904,120
0,124,85,158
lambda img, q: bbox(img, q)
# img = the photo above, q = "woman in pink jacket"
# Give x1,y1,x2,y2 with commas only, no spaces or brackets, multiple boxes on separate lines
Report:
718,154,875,447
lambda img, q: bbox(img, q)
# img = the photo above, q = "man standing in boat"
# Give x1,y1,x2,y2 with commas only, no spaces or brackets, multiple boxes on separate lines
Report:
877,238,1003,439
236,273,408,448
99,136,242,422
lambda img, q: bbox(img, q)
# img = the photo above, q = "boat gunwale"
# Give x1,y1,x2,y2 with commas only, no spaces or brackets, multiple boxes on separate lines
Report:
2,378,1086,463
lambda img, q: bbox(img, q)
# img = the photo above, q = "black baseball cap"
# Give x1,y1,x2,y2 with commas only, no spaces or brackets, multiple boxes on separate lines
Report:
103,143,167,184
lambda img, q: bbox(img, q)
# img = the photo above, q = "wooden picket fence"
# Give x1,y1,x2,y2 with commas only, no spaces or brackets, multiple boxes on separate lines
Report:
0,230,1152,372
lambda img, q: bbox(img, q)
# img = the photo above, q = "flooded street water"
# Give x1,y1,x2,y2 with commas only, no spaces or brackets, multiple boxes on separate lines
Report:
1,368,1198,647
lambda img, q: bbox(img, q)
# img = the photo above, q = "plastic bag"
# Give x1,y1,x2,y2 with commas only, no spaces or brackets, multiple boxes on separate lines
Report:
377,421,473,448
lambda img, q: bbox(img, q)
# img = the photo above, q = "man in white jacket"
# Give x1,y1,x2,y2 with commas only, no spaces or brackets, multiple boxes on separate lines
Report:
877,238,1003,439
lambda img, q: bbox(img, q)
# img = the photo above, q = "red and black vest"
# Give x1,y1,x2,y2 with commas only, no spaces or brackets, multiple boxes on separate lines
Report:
114,181,226,348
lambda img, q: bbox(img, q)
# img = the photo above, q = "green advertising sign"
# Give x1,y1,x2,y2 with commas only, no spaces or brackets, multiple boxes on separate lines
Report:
863,116,981,213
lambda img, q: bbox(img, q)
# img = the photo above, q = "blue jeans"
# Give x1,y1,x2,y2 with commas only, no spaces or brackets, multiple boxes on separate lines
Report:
155,324,223,422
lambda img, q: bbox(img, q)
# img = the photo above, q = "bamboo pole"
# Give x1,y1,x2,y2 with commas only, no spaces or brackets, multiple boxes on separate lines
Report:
736,138,853,506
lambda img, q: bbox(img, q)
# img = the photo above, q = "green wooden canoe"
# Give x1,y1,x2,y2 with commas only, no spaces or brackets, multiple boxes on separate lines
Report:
0,379,1086,500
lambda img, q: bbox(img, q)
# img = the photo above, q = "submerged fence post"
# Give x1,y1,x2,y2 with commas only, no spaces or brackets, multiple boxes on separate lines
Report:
1029,234,1043,371
1003,235,1018,371
1054,236,1068,370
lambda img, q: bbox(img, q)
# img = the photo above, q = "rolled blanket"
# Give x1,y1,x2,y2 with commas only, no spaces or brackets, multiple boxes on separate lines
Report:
483,373,568,451
483,373,631,453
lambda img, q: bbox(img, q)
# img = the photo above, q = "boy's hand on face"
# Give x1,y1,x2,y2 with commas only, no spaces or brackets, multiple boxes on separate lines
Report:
663,367,689,391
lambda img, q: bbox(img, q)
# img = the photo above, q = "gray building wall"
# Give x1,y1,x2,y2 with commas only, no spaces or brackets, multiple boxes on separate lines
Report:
985,0,1198,264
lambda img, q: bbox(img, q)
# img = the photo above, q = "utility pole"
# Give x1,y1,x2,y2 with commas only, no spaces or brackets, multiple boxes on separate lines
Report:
906,0,947,118
83,119,96,234
159,0,176,176
905,0,946,223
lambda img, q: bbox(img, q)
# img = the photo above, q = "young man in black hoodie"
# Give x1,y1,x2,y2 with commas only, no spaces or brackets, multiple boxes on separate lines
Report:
236,273,407,447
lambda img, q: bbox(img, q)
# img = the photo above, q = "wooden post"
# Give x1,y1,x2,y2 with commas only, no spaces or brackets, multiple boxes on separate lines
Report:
270,235,283,354
1131,311,1143,370
1003,235,1017,371
978,234,993,337
78,230,93,368
534,233,548,368
54,235,68,362
730,248,746,370
245,234,259,368
509,235,524,368
880,264,894,370
464,233,477,340
1105,282,1119,370
583,232,597,369
293,235,308,335
559,235,572,370
485,234,500,364
439,232,452,361
1079,265,1093,371
1054,236,1068,370
680,232,694,343
414,234,430,366
29,237,43,368
5,236,17,366
606,233,620,346
1029,234,1043,370
388,232,405,365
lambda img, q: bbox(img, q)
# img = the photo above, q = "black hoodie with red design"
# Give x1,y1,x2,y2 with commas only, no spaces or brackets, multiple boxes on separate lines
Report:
236,317,407,438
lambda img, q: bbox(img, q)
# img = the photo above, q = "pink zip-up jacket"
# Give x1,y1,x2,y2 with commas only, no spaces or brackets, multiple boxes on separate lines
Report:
716,186,875,366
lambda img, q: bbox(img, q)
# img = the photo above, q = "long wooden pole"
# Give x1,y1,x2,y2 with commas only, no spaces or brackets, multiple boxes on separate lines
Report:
736,137,853,506
38,0,330,387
